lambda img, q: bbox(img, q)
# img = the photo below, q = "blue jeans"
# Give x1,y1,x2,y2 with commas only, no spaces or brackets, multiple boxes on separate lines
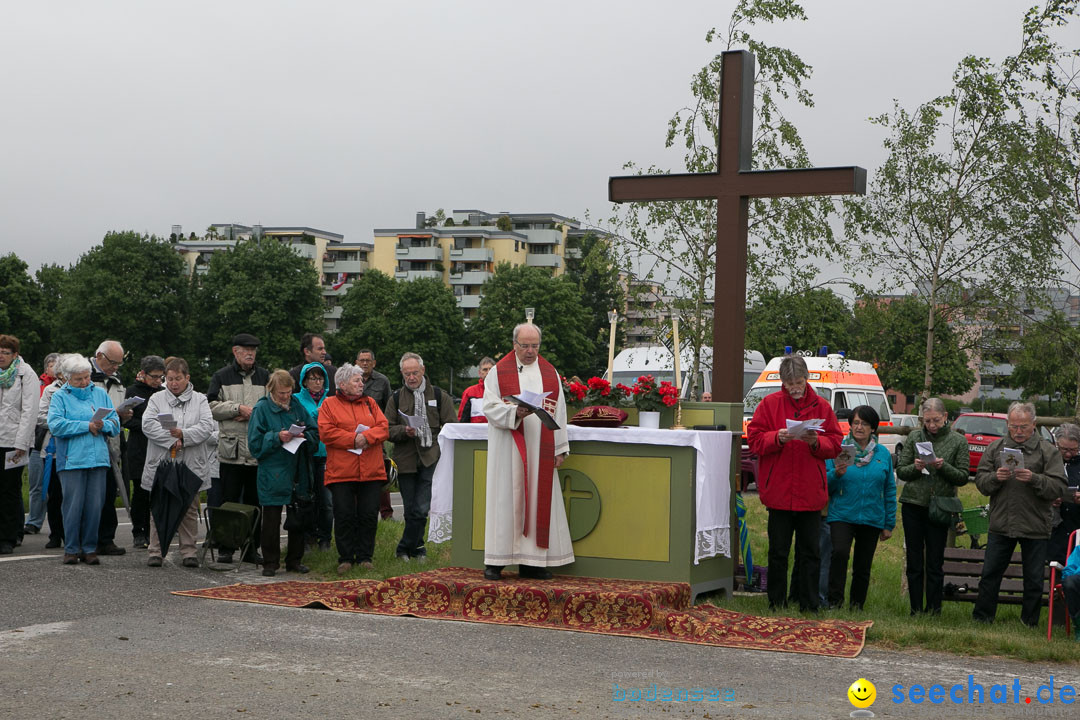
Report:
26,452,46,529
60,467,107,555
396,463,434,558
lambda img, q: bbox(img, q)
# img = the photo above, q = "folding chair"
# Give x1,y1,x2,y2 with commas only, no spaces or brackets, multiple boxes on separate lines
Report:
199,502,261,570
1048,529,1079,641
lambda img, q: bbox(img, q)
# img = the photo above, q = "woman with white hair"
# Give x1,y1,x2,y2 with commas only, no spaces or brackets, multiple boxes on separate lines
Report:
317,363,388,574
46,353,120,565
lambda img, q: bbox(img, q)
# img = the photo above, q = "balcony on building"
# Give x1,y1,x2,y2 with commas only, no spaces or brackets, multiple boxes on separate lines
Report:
395,269,443,281
457,294,482,309
526,253,562,268
324,258,368,274
449,270,493,286
449,247,494,263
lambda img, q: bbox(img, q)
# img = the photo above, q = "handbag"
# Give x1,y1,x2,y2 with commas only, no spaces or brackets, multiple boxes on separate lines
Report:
284,496,317,533
928,493,964,527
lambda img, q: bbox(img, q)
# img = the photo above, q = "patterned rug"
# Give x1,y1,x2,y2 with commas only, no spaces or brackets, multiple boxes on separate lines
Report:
173,567,871,657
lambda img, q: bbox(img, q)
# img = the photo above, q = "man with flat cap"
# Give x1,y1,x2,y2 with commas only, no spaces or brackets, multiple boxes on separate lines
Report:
206,333,269,563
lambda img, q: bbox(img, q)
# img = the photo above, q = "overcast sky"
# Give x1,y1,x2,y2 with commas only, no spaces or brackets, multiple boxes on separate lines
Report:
1,0,1073,274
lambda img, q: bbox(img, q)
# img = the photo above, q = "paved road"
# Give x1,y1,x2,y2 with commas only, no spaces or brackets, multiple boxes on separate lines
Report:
2,519,1076,719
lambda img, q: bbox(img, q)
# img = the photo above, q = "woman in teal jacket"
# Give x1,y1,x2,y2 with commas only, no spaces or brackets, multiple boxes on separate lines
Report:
248,370,318,577
294,362,331,549
46,354,120,565
825,405,896,610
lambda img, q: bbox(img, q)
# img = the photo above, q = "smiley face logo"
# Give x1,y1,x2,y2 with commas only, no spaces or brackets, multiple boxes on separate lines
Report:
847,678,876,709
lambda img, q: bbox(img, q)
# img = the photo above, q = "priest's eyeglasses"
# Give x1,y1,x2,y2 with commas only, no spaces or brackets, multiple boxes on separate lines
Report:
514,342,540,350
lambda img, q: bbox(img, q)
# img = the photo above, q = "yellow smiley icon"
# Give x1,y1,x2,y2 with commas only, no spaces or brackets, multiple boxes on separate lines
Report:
848,678,876,709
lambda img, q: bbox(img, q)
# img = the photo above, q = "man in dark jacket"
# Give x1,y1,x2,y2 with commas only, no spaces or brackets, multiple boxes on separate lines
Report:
386,352,456,561
123,355,166,548
973,402,1067,627
356,349,394,520
746,355,843,612
289,333,336,395
207,334,269,564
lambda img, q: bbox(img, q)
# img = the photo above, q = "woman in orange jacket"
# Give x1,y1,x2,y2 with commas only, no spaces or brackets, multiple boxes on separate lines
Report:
317,364,389,574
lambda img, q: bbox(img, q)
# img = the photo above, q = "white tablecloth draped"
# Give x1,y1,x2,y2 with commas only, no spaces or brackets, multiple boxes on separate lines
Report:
427,424,732,563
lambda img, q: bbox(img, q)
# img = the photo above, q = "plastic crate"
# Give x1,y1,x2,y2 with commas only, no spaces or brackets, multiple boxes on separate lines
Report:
959,505,990,536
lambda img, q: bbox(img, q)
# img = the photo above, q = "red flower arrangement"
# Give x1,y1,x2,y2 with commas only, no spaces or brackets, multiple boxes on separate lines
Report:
631,374,679,412
563,376,629,407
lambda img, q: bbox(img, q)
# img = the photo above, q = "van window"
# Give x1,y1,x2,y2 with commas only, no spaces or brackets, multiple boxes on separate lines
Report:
834,391,847,410
847,391,869,408
868,392,891,422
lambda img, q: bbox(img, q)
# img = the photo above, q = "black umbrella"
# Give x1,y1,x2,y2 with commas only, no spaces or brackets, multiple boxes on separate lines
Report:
150,450,204,557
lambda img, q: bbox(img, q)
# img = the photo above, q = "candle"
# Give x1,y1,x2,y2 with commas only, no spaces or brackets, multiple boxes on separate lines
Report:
606,309,618,381
672,315,681,390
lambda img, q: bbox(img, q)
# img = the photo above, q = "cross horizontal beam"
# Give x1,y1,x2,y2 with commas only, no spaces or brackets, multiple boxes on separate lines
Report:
609,166,867,204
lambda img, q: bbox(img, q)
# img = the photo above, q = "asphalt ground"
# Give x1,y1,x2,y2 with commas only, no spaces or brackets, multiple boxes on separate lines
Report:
2,512,1078,719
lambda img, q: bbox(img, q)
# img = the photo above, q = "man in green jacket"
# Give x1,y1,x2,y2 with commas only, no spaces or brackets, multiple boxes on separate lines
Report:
972,402,1067,627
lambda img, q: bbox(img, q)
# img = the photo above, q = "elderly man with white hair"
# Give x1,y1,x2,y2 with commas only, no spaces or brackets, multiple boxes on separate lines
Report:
90,339,132,556
973,401,1067,628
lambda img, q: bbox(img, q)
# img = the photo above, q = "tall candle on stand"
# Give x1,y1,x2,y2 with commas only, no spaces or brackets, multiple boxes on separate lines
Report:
672,315,682,390
606,309,618,382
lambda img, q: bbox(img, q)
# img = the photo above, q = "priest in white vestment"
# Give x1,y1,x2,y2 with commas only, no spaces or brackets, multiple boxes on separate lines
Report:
483,323,574,580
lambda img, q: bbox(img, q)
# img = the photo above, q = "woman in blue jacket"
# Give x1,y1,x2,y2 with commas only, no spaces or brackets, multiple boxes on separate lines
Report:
825,405,896,610
46,354,120,565
294,362,331,550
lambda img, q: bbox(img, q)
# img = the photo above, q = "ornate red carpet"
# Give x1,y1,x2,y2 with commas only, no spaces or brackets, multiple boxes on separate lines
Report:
173,567,871,657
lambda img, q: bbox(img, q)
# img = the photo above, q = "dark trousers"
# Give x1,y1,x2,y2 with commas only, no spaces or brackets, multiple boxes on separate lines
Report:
220,463,261,556
828,521,881,609
130,484,150,538
47,462,64,542
260,504,304,571
329,481,382,564
767,508,821,611
310,459,333,544
790,515,830,607
0,451,23,546
902,502,948,613
97,465,118,545
206,476,223,509
396,463,435,558
379,489,394,520
973,533,1047,627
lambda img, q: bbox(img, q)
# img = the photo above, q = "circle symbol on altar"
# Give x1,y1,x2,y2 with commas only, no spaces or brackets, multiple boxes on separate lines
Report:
558,468,601,541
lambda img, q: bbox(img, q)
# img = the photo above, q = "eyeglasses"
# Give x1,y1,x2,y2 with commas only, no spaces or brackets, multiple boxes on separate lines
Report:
515,343,540,350
0,349,15,357
1059,445,1079,454
99,353,124,368
1008,424,1033,431
402,370,423,378
146,373,165,381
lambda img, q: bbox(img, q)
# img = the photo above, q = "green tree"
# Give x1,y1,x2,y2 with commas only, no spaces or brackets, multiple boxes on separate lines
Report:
469,264,593,377
744,288,852,360
1009,311,1080,414
193,238,322,381
34,263,68,358
563,230,626,375
610,0,850,388
850,297,974,398
0,253,45,368
55,231,191,380
846,1,1079,399
332,269,397,366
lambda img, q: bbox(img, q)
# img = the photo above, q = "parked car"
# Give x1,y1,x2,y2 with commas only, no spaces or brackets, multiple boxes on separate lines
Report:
951,412,1054,475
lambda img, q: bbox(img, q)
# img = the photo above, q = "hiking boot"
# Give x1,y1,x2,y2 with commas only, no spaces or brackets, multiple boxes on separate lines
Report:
182,557,199,568
337,562,353,575
83,553,100,565
147,556,163,567
62,554,79,565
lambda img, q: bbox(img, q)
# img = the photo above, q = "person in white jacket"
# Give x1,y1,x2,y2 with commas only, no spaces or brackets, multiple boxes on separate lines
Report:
141,357,216,568
0,334,39,554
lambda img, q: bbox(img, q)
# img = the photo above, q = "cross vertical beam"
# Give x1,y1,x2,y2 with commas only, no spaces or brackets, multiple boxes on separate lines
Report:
609,50,866,402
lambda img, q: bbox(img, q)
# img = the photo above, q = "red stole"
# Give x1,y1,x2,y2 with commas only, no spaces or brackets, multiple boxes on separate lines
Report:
494,352,560,548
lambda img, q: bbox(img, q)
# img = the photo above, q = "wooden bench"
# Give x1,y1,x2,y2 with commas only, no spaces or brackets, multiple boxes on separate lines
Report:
942,547,1050,605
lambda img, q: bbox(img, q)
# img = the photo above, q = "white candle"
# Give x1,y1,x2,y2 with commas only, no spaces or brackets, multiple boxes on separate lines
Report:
672,315,681,390
606,309,618,382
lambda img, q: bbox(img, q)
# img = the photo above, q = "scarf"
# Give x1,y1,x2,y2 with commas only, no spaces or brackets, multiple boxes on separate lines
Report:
0,356,20,389
336,389,364,403
411,379,433,448
846,431,877,467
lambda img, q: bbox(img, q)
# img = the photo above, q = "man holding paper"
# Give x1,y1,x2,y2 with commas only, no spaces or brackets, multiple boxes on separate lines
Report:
482,323,572,581
386,352,456,563
973,401,1066,627
747,354,842,612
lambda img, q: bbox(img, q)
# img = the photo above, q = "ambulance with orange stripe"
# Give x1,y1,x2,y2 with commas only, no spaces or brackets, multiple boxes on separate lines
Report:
739,354,895,490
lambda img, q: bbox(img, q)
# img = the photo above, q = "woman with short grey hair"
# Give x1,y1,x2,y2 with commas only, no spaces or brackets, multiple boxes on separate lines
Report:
335,363,365,390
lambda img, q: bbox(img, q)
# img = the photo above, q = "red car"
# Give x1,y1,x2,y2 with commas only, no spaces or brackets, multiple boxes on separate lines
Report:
952,412,1054,475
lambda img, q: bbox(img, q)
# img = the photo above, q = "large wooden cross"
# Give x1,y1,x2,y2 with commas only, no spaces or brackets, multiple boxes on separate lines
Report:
609,50,866,403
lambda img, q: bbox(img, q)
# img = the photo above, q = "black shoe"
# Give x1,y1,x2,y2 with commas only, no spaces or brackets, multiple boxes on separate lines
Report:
518,565,553,580
98,543,126,556
483,565,503,581
132,535,149,549
0,543,14,555
182,557,199,568
285,564,310,574
262,568,276,577
147,556,163,567
45,538,62,549
217,552,235,564
242,552,263,565
23,524,40,535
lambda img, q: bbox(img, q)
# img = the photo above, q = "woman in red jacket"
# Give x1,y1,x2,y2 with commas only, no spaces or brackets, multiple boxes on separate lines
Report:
746,355,843,612
317,364,389,575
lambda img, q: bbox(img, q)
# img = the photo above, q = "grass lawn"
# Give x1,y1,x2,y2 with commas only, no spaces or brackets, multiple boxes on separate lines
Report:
20,471,1078,661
